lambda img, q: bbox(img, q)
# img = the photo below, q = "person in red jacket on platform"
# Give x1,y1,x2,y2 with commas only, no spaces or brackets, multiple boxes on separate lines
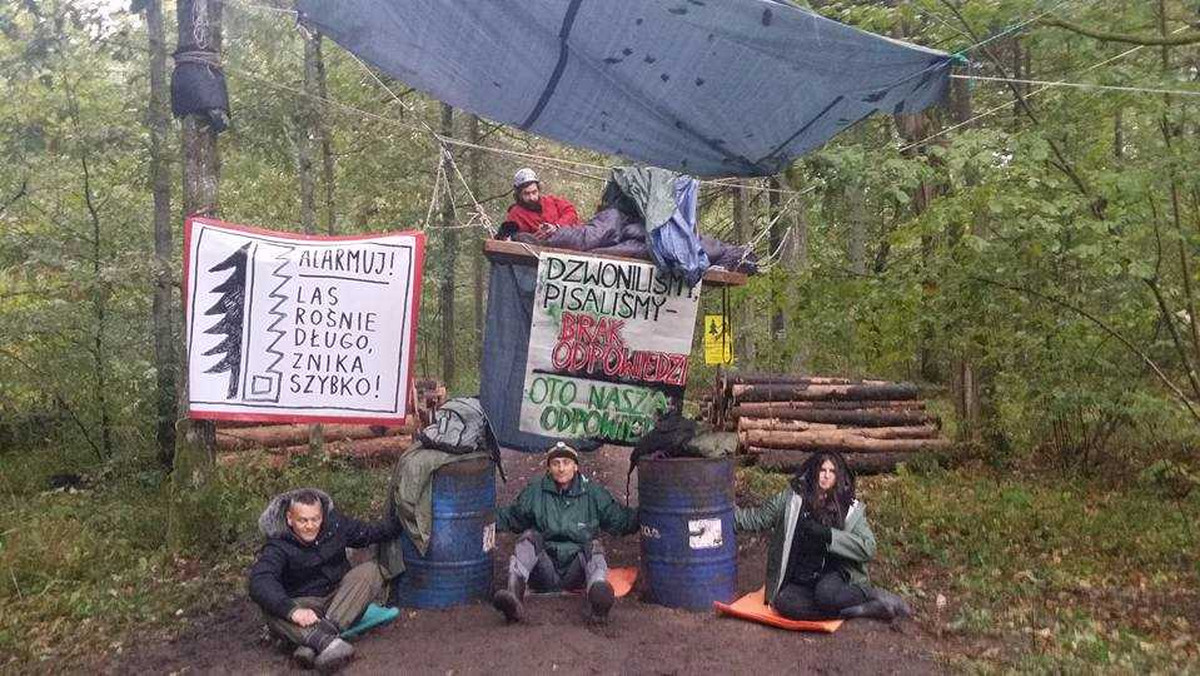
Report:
503,167,581,240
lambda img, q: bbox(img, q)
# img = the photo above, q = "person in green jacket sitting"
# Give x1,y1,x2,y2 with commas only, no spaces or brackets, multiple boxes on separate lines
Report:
735,451,910,621
492,441,638,624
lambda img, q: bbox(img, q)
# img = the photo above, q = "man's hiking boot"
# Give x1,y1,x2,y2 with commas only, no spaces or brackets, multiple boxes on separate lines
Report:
586,580,615,623
292,645,316,668
492,589,525,623
493,572,526,623
313,637,354,672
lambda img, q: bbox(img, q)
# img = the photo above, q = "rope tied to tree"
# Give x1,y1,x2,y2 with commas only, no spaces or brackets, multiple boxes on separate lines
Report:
173,49,223,72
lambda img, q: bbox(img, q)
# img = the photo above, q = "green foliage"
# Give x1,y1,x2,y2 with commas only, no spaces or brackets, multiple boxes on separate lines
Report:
3,0,1200,670
866,466,1200,671
0,441,390,667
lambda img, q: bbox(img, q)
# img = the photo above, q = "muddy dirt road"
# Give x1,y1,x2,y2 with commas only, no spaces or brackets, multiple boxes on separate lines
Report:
106,448,940,675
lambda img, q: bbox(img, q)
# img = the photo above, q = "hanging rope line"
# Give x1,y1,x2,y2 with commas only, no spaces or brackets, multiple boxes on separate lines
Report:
949,0,1082,60
951,73,1200,98
899,24,1191,154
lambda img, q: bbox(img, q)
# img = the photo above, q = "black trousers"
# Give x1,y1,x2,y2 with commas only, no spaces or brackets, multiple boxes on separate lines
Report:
772,570,869,620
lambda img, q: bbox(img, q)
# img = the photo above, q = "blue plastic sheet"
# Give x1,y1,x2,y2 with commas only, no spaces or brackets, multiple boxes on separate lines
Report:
297,0,951,177
647,176,708,286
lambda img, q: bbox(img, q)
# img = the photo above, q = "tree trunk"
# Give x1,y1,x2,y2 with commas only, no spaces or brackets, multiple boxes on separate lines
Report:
170,0,222,553
755,449,915,475
312,34,336,236
468,114,486,364
847,183,866,275
730,381,920,402
145,0,176,469
80,150,112,459
728,406,936,427
767,176,785,339
732,181,754,365
216,422,413,451
299,30,324,454
439,104,457,387
741,428,948,453
732,399,925,412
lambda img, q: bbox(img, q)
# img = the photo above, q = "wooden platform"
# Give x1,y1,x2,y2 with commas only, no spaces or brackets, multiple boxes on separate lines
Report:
483,239,748,287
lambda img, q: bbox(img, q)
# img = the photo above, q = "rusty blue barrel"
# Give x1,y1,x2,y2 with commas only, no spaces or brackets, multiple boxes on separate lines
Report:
638,456,737,610
392,457,496,608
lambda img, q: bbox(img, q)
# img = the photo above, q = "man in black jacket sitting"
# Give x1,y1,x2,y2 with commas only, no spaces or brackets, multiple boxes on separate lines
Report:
248,487,399,671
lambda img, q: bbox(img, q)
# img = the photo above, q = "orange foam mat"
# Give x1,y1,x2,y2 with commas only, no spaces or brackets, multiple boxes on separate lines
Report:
531,567,638,598
713,588,844,633
607,566,638,598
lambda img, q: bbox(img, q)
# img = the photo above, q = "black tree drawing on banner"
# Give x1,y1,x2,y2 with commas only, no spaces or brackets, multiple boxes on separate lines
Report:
202,243,250,398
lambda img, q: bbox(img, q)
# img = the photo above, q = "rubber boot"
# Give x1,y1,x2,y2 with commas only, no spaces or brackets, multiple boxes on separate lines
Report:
313,638,355,672
492,570,526,623
586,580,615,624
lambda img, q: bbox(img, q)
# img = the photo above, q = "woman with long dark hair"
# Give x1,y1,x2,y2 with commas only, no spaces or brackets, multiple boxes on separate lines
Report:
735,451,908,620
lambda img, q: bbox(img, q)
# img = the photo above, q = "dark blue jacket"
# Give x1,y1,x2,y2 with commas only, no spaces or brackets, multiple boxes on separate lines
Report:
248,509,399,619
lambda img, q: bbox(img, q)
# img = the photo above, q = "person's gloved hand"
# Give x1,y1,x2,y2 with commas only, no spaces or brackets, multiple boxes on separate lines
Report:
798,518,832,546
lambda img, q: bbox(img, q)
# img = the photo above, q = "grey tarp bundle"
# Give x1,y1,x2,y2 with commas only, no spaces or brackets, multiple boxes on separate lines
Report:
296,0,951,177
479,262,603,453
605,167,709,286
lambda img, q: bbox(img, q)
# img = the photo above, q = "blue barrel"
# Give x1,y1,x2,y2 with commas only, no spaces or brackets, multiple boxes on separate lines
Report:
638,456,737,610
392,457,496,608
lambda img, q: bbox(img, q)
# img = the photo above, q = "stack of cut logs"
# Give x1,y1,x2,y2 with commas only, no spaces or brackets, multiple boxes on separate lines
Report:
215,379,446,468
215,419,417,469
705,373,949,475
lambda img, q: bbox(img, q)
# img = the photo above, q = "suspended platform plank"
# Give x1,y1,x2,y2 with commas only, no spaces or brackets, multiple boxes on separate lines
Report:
483,239,748,287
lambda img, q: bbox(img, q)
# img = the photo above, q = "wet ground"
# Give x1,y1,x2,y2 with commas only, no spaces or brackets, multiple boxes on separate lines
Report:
104,447,941,675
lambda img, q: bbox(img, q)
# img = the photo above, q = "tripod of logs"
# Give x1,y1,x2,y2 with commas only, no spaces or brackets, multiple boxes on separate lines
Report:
214,379,447,468
704,373,949,475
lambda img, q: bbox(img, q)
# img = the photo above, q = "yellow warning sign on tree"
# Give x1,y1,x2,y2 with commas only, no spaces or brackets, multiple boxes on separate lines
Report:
703,315,733,365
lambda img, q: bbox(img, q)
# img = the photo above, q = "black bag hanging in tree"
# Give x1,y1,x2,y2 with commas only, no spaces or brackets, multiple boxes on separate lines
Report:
170,0,229,132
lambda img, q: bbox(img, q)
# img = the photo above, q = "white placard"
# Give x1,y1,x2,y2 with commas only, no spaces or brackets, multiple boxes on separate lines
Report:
184,217,424,424
688,518,723,549
482,522,496,553
518,252,700,444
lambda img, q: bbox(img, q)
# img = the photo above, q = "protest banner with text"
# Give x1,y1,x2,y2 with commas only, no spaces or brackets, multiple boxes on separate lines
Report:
519,252,700,444
184,218,424,424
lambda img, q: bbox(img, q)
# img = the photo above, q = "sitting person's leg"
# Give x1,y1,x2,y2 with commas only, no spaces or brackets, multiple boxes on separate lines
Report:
323,561,386,632
265,596,352,669
580,540,615,620
814,570,869,615
494,530,552,621
771,582,825,620
264,596,328,649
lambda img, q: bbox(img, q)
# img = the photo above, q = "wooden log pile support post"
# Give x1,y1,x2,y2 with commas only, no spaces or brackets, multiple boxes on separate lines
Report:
706,371,950,475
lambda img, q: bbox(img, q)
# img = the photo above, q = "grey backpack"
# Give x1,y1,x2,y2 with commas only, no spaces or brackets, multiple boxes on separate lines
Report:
418,397,505,480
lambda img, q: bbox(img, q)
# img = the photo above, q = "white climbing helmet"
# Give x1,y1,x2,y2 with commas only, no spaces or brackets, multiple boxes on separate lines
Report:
513,167,539,188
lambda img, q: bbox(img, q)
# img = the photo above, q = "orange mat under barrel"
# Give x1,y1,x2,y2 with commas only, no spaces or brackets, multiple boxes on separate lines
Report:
713,588,843,633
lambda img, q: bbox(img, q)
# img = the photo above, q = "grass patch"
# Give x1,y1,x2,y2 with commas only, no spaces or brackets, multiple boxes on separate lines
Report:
0,447,390,669
736,462,1200,672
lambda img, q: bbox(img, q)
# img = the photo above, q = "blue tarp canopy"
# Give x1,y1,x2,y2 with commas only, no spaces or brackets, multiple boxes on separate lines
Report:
296,0,952,177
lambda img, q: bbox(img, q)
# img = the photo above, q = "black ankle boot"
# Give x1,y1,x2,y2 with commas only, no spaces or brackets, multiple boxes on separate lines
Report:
586,580,615,623
492,572,526,623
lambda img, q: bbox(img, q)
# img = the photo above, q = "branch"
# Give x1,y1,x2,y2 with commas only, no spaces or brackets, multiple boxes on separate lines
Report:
0,178,27,216
0,347,107,462
1041,16,1200,46
971,275,1200,425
